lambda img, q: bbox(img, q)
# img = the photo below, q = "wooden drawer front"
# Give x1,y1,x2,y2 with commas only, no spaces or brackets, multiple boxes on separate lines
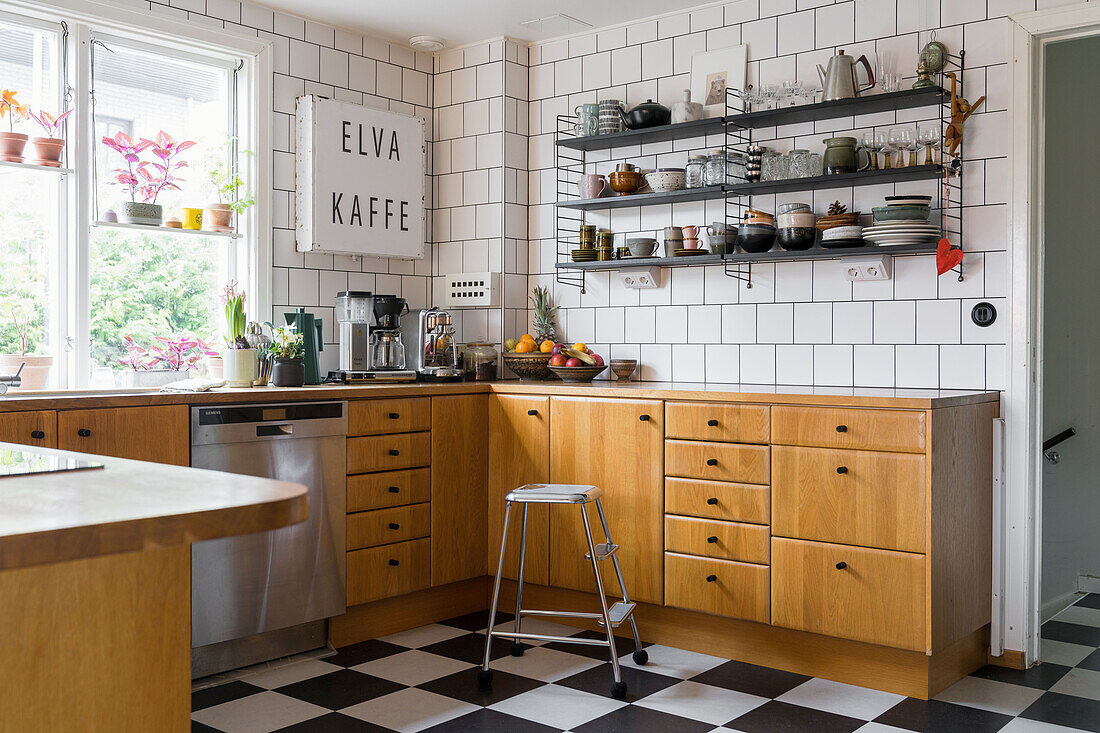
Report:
0,410,56,448
771,406,927,454
665,402,769,444
347,432,430,474
347,538,430,605
772,446,926,552
348,468,431,512
348,398,431,436
665,440,769,484
664,552,770,623
664,515,770,564
347,503,430,550
665,478,770,524
771,537,926,651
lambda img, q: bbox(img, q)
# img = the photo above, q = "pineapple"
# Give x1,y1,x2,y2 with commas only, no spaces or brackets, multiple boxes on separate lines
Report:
530,286,559,344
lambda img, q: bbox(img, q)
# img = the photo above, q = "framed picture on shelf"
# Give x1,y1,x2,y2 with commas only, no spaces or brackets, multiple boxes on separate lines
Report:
690,45,748,115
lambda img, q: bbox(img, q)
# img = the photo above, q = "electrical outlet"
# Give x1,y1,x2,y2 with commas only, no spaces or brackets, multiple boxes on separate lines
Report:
842,255,892,282
443,272,500,307
618,267,661,289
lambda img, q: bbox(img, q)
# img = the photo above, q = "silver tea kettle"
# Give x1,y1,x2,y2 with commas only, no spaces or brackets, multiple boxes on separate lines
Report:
816,49,875,101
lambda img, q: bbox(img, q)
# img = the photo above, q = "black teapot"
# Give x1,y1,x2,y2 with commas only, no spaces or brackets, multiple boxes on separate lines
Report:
616,99,672,130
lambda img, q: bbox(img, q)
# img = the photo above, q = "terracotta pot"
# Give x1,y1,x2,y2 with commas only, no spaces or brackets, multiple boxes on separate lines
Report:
205,203,234,232
205,355,224,380
0,132,28,164
0,353,53,390
30,137,64,167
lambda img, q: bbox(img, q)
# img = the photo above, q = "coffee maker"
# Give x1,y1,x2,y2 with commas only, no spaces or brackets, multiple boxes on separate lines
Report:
330,291,416,382
402,308,463,382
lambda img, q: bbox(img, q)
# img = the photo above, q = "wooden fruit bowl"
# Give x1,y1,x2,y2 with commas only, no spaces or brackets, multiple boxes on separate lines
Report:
502,352,555,381
548,364,606,383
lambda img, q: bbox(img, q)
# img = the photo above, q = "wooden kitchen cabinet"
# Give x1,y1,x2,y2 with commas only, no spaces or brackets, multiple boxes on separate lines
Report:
57,406,189,465
487,394,550,585
548,396,664,604
0,410,57,448
431,394,488,586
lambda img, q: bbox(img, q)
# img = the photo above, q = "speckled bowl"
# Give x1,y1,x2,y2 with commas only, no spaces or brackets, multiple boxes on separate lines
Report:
644,168,686,193
502,352,555,381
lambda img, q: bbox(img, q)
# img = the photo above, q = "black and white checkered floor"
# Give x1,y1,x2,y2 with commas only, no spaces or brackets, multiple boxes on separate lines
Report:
192,594,1100,732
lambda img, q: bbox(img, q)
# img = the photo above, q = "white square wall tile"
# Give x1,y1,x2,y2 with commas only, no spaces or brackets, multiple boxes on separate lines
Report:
940,345,986,389
672,344,707,382
777,10,815,56
854,345,896,388
895,345,939,388
639,344,673,380
832,301,873,344
814,345,854,386
705,344,739,383
776,345,814,385
688,304,722,344
794,302,832,344
916,299,962,344
774,261,813,302
873,300,916,344
757,303,794,344
655,306,689,343
739,344,776,384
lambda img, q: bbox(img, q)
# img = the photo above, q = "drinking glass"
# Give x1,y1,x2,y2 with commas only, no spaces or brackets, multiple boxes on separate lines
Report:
860,131,883,170
881,73,902,93
782,80,803,106
762,83,781,109
897,127,916,167
918,123,940,165
887,127,908,169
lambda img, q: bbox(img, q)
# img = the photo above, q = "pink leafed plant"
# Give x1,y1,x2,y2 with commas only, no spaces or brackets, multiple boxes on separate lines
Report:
101,130,195,204
118,334,215,371
29,108,73,139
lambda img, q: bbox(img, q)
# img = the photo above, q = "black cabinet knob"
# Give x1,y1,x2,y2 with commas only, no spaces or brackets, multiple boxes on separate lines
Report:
30,430,45,439
639,414,650,421
836,561,847,570
77,428,91,437
389,412,400,419
836,466,848,474
706,497,718,505
388,559,400,566
388,449,400,456
707,536,718,544
707,419,719,427
388,522,400,530
528,409,538,416
706,574,717,583
706,458,718,466
388,486,401,494
836,425,848,433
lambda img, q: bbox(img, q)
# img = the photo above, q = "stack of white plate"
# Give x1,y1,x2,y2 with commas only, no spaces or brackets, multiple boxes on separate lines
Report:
861,220,941,247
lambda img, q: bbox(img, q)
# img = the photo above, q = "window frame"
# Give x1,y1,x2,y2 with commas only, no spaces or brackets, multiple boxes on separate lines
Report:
1,0,272,388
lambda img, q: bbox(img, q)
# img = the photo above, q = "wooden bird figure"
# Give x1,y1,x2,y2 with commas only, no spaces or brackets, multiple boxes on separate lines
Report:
943,71,985,157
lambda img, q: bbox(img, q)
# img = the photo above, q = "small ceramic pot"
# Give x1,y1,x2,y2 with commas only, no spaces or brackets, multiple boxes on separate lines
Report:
0,353,52,390
181,208,204,230
608,169,642,196
222,348,257,388
271,357,305,387
579,174,608,199
609,359,638,381
205,355,224,380
777,211,817,229
0,132,28,163
30,137,64,167
118,201,163,226
205,203,234,232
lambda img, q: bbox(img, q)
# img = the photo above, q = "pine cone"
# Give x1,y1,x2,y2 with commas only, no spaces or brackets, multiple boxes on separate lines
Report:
827,201,847,216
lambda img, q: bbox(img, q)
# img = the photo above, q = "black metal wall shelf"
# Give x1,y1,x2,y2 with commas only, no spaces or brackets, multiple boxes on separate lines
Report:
555,185,726,211
555,117,726,151
555,243,937,272
727,87,946,129
728,165,942,196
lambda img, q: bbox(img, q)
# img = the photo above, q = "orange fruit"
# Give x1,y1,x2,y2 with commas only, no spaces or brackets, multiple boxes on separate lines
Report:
515,340,535,353
572,342,588,353
539,340,554,353
520,334,536,344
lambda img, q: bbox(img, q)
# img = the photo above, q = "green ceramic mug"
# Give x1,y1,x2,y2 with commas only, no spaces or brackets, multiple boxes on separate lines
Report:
823,136,871,175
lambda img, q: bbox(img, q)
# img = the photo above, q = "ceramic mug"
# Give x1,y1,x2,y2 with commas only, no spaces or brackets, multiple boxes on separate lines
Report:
707,221,732,236
683,237,701,249
181,207,203,230
682,225,701,239
574,103,599,137
579,174,608,199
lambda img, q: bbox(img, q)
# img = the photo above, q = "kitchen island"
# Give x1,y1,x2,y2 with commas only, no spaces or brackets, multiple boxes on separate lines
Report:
0,443,307,732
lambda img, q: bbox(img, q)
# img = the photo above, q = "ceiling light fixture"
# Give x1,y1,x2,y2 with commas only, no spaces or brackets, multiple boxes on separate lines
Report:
409,35,446,52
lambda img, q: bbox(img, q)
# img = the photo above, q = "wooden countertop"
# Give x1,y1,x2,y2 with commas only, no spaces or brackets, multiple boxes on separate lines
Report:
0,380,999,410
0,444,308,571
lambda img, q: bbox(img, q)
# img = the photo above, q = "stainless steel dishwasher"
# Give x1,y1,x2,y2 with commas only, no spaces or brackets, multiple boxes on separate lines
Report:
190,401,346,678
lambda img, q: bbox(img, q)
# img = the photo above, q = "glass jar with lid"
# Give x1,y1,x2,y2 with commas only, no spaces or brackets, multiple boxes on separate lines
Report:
704,150,748,186
463,342,498,381
685,154,707,188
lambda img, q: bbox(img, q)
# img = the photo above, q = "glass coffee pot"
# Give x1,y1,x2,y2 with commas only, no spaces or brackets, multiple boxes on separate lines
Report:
370,330,406,370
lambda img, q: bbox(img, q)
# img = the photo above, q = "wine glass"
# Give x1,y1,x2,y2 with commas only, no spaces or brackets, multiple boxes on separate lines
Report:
898,126,916,167
861,130,884,170
918,123,940,166
885,128,903,169
762,83,781,109
782,80,803,106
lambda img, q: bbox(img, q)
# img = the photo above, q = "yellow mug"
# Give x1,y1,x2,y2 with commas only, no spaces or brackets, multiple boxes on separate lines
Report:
181,208,203,230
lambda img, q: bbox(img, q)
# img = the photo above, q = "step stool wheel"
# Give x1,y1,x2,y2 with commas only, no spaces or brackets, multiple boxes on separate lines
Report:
632,649,649,665
510,642,526,657
610,681,628,699
476,669,493,687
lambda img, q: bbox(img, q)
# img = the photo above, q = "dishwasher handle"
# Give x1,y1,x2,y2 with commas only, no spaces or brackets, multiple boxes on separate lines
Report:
256,423,294,437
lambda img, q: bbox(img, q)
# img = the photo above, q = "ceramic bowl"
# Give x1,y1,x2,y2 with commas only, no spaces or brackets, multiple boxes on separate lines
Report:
777,211,817,229
776,226,819,251
644,168,686,193
549,364,607,383
821,225,864,240
626,237,658,257
777,202,812,215
502,352,555,381
885,195,932,206
873,205,930,222
609,170,643,195
737,223,776,253
609,359,638,381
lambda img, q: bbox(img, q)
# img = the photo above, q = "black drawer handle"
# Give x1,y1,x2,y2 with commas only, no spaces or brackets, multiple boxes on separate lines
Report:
836,561,847,570
388,559,400,566
707,536,718,544
706,574,717,582
707,419,719,427
706,458,718,466
77,428,91,437
388,449,400,456
836,425,848,433
639,414,650,421
388,486,401,494
706,497,718,505
836,466,848,474
389,412,400,419
388,522,400,530
528,409,538,416
30,430,45,439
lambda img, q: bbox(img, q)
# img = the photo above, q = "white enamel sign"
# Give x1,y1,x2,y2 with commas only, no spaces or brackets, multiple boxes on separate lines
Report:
295,95,425,259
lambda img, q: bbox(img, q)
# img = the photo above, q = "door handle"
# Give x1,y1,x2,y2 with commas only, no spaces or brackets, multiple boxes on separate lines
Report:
388,486,401,493
707,419,719,427
706,574,717,582
30,430,45,439
706,458,718,466
77,428,91,437
707,536,718,544
388,449,400,456
836,466,848,474
388,559,400,566
389,413,400,419
388,523,400,530
528,409,538,416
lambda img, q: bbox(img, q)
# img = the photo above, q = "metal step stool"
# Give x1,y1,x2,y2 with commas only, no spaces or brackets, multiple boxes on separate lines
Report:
478,483,647,699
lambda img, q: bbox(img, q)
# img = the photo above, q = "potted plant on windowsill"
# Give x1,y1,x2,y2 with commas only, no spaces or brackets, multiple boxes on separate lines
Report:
267,324,305,387
0,89,31,163
28,108,73,167
207,144,255,233
0,308,53,390
101,130,195,226
221,281,256,388
115,334,213,388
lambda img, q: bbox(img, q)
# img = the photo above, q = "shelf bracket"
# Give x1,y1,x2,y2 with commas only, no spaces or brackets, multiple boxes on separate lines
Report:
556,268,586,294
723,260,753,288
